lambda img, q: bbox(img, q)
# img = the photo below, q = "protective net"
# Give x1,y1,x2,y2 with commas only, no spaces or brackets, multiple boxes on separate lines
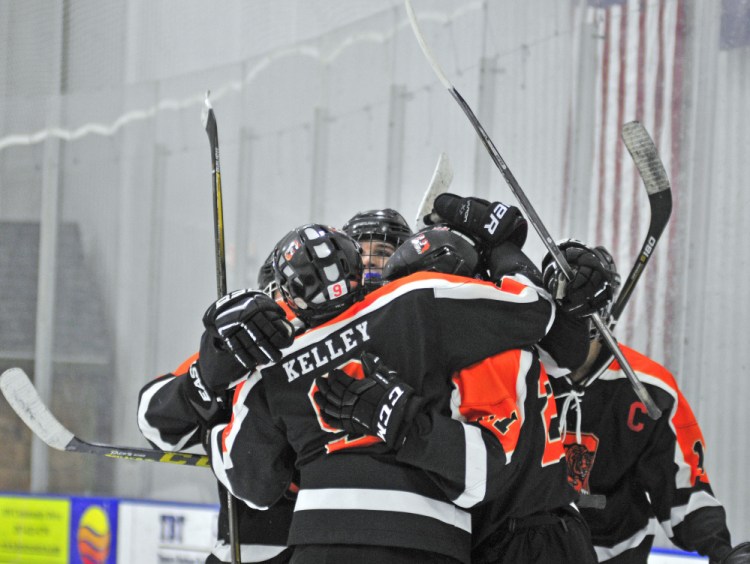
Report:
1,0,749,539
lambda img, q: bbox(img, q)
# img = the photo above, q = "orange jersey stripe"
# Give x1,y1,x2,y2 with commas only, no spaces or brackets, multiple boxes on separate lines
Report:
453,350,525,456
172,352,199,377
613,344,707,486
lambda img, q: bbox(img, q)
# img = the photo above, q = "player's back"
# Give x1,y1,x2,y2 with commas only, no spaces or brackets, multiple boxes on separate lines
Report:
259,271,554,563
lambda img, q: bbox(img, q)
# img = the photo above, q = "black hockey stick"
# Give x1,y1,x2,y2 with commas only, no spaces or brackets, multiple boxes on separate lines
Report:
201,92,241,564
404,0,662,419
610,121,673,327
0,368,210,467
202,92,229,298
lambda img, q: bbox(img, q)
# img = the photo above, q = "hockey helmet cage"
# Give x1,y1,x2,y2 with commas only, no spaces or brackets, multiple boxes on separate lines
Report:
342,208,412,247
273,224,364,326
342,208,413,290
383,224,480,281
257,249,279,299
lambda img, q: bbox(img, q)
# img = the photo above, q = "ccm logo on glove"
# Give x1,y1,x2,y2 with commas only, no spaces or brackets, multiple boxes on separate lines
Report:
376,385,407,442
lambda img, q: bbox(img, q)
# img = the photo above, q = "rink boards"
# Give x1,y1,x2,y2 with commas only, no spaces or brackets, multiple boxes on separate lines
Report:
0,491,707,563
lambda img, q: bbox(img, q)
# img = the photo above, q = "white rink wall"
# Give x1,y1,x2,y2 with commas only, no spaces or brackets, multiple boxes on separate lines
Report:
0,0,748,548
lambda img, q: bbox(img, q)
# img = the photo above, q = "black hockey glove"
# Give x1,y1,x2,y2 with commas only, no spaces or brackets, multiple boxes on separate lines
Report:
542,240,615,317
182,360,229,428
313,352,424,450
203,288,294,368
716,542,750,564
426,193,528,248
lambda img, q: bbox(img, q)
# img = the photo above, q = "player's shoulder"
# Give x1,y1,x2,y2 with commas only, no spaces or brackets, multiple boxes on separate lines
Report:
612,343,679,392
370,271,543,303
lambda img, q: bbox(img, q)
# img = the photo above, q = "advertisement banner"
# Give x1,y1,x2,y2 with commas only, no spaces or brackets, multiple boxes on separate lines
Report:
69,496,118,564
0,495,70,563
117,499,218,564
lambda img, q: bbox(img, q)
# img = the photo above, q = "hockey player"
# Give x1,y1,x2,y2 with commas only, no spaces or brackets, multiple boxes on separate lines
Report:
203,219,592,563
342,208,412,289
542,240,750,564
136,209,407,563
137,258,297,563
314,223,598,563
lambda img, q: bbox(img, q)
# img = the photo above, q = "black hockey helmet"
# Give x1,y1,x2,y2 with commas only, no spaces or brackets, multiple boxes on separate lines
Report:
273,224,364,326
588,244,620,339
257,249,279,298
343,208,413,290
342,208,412,247
383,224,480,281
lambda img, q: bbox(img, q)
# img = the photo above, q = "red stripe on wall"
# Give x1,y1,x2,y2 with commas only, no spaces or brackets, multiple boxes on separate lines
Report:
612,5,629,258
645,0,668,357
626,0,649,343
665,0,686,362
596,10,612,245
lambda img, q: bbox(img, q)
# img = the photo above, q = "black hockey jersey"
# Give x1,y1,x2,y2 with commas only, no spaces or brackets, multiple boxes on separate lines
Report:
550,343,732,562
208,271,577,563
137,354,294,564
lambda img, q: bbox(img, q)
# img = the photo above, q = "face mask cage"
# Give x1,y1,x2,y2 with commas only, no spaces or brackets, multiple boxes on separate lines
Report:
356,233,399,290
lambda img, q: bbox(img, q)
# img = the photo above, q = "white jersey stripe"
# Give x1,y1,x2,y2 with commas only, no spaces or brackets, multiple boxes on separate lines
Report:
294,488,472,533
452,424,487,508
138,376,196,452
661,490,723,537
286,274,546,356
594,517,657,561
212,540,287,563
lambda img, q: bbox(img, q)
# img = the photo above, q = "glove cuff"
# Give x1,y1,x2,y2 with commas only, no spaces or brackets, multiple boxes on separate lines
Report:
182,361,229,427
387,393,425,450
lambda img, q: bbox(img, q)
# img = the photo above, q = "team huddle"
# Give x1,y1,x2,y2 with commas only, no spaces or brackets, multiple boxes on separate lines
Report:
137,195,747,563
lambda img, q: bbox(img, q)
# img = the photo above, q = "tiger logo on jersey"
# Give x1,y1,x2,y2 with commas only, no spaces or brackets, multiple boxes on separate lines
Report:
562,432,599,494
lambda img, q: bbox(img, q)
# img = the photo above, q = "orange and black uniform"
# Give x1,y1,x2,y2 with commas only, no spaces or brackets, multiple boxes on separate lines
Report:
550,344,732,563
138,354,294,564
208,272,594,563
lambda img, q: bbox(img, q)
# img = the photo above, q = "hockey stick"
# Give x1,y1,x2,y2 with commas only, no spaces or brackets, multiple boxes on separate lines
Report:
201,92,229,298
414,152,453,230
0,368,210,467
610,121,673,328
201,92,241,564
404,0,661,419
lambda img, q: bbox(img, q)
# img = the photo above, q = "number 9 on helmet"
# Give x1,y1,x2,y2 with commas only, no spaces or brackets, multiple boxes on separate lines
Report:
273,224,365,326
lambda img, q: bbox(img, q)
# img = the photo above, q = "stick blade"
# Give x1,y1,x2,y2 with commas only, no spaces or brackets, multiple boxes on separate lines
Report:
201,90,217,135
0,368,74,450
414,152,453,230
621,121,671,196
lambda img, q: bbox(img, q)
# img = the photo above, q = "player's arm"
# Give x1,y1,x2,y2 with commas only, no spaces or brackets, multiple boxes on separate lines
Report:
313,351,538,508
635,377,733,560
137,353,212,451
208,374,296,510
396,349,548,506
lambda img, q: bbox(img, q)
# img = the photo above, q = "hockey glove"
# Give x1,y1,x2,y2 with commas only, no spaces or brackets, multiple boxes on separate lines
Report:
542,240,615,317
426,193,528,248
717,542,750,564
313,352,424,449
203,288,295,369
182,360,229,428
